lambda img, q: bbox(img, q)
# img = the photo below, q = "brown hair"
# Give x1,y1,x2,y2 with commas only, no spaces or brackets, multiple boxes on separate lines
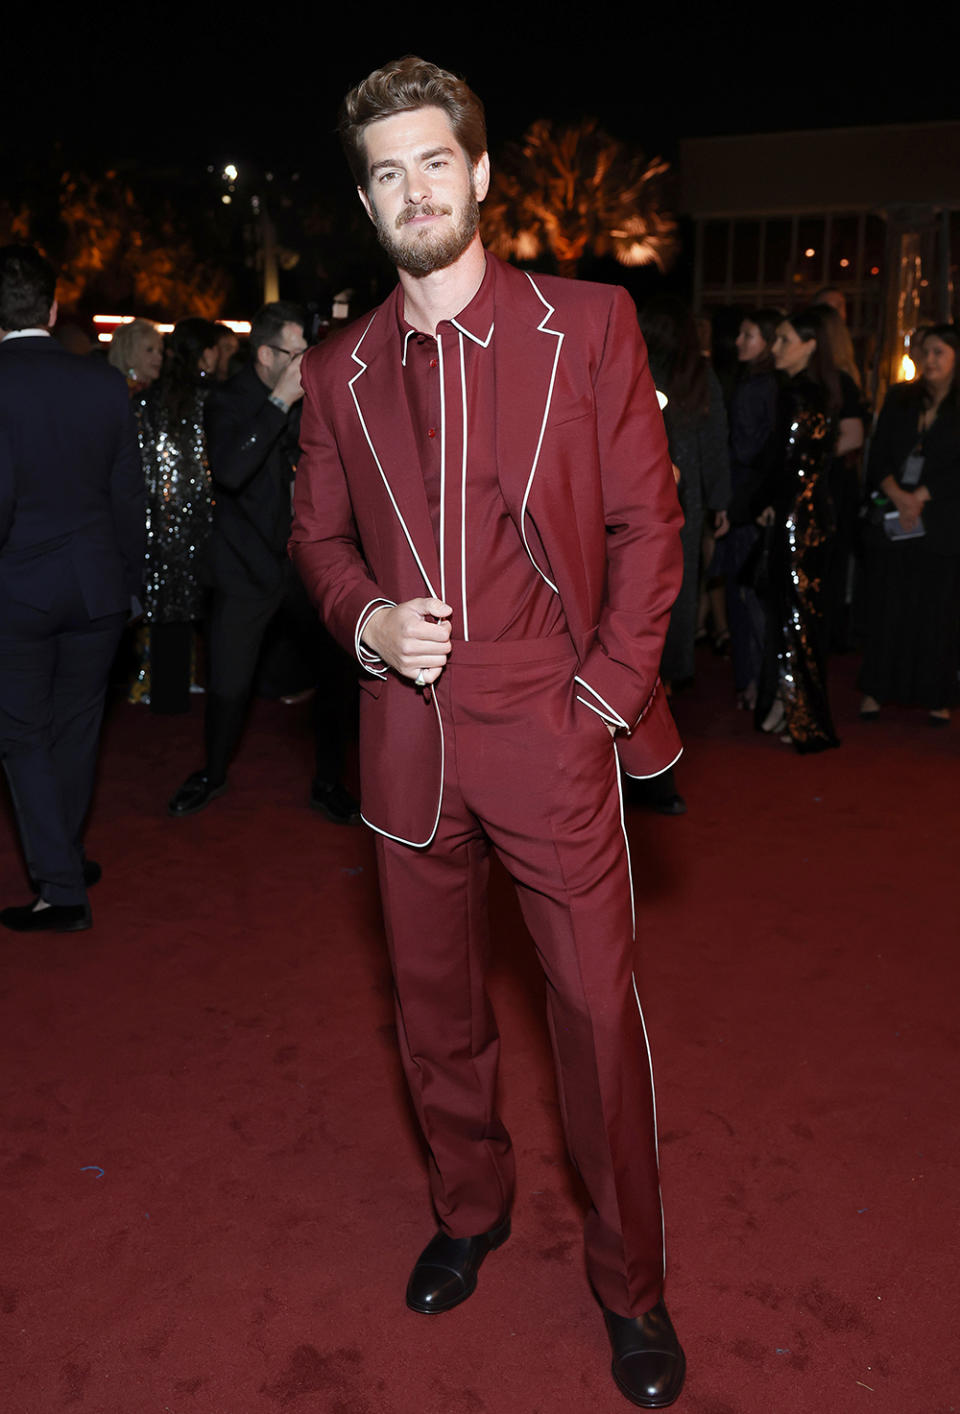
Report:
339,56,487,189
638,295,710,417
784,306,842,414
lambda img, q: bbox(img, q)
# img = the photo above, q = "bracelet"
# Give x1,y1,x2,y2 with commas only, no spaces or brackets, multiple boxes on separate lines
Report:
268,393,289,413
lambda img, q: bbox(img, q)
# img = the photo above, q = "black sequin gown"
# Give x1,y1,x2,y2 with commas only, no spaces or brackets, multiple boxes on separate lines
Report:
136,386,212,625
133,385,213,713
756,375,840,753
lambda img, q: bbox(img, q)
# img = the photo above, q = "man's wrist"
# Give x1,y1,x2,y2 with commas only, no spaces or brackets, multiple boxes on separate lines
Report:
355,599,396,676
359,602,392,655
268,393,289,414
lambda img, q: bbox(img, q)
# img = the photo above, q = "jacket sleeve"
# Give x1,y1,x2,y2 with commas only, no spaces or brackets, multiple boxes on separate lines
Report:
0,428,14,549
574,287,684,730
865,387,912,495
289,346,391,666
700,367,731,513
109,393,147,600
205,385,289,492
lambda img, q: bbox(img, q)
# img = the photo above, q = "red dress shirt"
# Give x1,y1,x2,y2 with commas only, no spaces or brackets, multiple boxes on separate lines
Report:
397,261,566,643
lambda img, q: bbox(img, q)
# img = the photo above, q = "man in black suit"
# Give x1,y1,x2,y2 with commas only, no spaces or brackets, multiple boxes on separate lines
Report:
168,302,358,823
0,245,145,933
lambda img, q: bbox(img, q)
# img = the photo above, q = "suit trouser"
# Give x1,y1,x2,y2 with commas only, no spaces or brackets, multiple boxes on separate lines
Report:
205,567,346,786
0,582,125,905
374,636,665,1318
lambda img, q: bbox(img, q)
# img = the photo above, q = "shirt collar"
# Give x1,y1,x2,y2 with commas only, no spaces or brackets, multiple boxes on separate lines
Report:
397,255,495,364
2,328,52,341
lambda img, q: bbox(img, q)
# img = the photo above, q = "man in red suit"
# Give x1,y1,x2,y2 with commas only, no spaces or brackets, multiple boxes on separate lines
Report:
290,58,686,1408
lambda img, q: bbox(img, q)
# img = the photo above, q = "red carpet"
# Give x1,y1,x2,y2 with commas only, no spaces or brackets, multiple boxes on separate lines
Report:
1,652,957,1413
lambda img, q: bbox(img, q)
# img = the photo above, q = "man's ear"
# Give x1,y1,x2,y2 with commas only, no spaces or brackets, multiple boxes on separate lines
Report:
48,298,58,330
473,153,490,203
358,185,374,224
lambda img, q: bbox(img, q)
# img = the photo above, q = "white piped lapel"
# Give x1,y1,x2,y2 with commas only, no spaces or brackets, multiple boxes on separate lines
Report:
348,305,441,600
493,267,563,592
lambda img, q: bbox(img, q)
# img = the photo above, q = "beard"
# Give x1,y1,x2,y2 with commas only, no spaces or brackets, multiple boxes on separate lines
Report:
374,184,481,276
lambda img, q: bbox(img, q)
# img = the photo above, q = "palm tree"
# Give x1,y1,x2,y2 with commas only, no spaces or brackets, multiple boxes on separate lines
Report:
481,119,678,279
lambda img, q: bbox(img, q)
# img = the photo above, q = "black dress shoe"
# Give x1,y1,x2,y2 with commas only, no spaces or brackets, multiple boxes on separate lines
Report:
168,771,227,818
603,1301,686,1408
309,780,361,826
1,901,92,933
406,1216,510,1314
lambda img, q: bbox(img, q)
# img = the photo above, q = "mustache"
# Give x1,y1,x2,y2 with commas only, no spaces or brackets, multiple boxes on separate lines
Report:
396,203,452,228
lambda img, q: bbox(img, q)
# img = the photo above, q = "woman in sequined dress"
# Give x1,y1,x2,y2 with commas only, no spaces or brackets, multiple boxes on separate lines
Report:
754,307,841,753
135,318,220,714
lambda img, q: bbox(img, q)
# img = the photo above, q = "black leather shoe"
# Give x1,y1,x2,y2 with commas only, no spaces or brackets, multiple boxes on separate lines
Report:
406,1216,510,1314
168,771,227,818
309,780,361,825
603,1301,686,1408
1,901,92,933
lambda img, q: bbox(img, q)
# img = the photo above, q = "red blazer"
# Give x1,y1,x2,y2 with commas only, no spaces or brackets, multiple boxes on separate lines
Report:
291,255,683,846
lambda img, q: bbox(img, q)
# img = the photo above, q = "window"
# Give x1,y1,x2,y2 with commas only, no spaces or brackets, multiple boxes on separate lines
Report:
702,221,729,287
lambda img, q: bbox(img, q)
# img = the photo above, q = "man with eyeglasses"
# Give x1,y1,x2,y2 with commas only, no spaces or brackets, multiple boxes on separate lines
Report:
168,301,360,824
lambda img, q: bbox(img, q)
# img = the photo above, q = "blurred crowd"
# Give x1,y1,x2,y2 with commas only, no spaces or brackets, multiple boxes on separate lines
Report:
628,288,960,812
43,284,960,823
91,305,360,826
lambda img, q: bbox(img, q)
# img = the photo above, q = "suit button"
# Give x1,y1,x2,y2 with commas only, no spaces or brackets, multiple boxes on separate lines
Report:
427,428,436,438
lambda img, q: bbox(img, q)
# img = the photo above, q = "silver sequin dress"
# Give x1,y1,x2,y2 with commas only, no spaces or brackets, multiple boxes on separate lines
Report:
135,388,212,623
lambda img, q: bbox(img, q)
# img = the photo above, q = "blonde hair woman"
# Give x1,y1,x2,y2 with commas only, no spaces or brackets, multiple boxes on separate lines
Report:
107,318,163,393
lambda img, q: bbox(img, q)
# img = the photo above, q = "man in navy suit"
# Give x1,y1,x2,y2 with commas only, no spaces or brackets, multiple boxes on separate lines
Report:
0,245,145,933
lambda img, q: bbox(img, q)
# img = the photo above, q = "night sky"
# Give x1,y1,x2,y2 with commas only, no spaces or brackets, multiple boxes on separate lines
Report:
13,6,953,184
7,3,958,320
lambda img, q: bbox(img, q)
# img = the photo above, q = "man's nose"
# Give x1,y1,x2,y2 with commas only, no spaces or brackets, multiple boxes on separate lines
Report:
404,174,431,205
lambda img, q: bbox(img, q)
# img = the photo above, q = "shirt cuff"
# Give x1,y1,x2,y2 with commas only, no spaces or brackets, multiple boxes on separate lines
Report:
355,598,396,677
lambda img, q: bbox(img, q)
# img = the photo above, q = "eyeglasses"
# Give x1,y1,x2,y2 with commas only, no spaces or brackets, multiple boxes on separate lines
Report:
267,344,306,360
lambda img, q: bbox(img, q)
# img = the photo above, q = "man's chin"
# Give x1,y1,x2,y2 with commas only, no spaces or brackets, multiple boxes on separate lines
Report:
378,206,480,277
396,241,464,277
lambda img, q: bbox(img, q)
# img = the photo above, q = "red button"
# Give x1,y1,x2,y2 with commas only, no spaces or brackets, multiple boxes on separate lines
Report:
427,428,437,438
429,359,438,368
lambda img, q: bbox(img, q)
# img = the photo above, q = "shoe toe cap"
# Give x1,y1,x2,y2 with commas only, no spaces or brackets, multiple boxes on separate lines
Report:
613,1349,685,1407
406,1262,473,1313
